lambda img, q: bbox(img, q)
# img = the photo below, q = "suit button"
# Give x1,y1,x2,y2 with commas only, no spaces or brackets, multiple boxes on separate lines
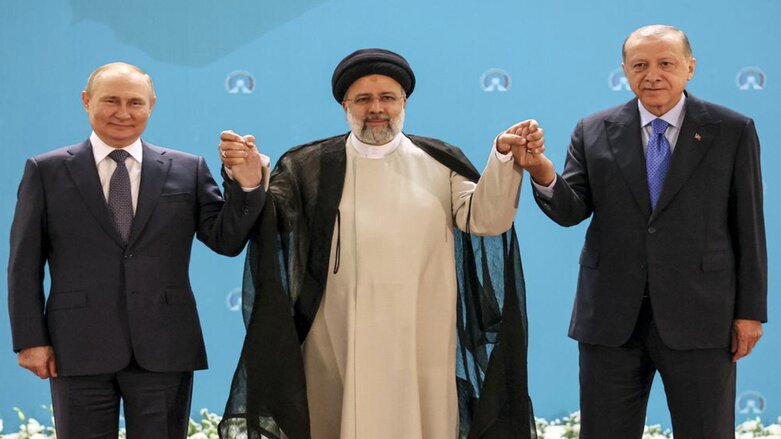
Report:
647,227,656,234
640,263,647,269
124,253,134,259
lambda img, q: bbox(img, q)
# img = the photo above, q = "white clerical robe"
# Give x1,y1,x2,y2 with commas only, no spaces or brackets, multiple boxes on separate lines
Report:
301,133,522,439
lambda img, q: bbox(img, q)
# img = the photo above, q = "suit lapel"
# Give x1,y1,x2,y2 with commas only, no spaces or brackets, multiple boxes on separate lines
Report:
605,99,652,219
650,94,718,222
128,142,170,247
64,140,126,247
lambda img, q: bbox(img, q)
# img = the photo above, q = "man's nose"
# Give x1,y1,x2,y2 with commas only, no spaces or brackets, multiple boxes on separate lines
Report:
644,68,662,82
115,105,131,119
369,97,383,112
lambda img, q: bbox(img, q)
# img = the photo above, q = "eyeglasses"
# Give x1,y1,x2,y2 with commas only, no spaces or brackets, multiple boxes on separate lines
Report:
342,93,406,107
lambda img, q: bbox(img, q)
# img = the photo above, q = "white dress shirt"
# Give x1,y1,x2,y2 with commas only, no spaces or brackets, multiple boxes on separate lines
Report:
90,132,143,214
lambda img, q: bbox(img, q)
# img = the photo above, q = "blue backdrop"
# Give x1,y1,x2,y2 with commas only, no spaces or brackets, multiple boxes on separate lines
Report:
1,0,778,431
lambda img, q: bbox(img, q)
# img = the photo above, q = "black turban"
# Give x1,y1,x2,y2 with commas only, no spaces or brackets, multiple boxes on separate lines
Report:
331,48,415,102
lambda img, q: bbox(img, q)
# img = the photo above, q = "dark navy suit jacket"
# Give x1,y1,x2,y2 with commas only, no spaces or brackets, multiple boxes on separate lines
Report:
534,94,767,350
8,139,264,375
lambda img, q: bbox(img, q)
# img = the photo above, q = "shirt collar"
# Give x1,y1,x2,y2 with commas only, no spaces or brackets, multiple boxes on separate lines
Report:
638,93,687,129
348,131,403,159
90,131,143,164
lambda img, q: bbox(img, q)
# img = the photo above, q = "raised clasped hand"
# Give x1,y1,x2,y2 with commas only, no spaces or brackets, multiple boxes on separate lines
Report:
218,130,264,188
496,119,555,186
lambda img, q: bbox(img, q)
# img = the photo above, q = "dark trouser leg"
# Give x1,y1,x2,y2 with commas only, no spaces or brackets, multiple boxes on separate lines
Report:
648,320,736,439
579,299,656,439
50,373,121,439
118,360,193,439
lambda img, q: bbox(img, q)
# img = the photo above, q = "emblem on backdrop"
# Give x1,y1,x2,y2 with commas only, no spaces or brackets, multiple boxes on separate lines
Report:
736,67,766,91
226,287,242,311
736,391,766,416
608,68,630,91
480,68,511,92
226,70,256,94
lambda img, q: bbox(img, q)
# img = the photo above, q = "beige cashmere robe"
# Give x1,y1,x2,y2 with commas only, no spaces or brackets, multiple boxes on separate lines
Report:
302,134,522,439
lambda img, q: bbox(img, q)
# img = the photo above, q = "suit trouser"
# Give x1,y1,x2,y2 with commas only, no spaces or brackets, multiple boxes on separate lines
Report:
578,298,736,439
50,357,193,439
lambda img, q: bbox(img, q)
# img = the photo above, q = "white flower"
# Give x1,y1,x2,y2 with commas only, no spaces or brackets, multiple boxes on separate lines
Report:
25,418,45,434
739,419,763,432
189,432,209,439
543,424,567,439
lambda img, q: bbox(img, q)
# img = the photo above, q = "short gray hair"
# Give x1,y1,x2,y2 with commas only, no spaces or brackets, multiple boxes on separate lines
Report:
622,25,692,60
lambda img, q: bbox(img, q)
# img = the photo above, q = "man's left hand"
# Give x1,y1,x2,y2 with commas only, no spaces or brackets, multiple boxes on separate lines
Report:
219,130,264,188
731,319,763,362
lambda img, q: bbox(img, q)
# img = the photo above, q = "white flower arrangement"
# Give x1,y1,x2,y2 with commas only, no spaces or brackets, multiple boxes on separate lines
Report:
0,407,221,439
534,411,781,439
2,407,780,438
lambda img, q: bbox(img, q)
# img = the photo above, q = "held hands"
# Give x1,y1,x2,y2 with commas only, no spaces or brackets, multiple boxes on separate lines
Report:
219,130,264,188
497,119,555,186
731,319,762,362
18,345,57,379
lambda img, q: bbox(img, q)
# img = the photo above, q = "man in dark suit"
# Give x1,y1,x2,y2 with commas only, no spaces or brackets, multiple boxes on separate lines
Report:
7,62,265,438
504,25,767,438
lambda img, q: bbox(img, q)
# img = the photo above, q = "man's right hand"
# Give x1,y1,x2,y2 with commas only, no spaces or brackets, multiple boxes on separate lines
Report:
497,120,556,186
18,346,57,379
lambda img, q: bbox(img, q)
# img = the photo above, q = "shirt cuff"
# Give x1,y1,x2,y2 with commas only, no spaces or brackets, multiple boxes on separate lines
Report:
532,175,556,199
223,160,266,193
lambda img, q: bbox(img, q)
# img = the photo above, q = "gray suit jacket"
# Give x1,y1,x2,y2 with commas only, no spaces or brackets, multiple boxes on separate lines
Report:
8,139,264,375
534,94,767,350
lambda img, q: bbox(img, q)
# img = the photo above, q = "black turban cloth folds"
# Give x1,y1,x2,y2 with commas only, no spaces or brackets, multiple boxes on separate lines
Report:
331,48,416,102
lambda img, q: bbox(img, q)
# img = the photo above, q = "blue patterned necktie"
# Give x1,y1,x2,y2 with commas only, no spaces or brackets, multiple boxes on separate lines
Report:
646,118,672,210
108,149,133,243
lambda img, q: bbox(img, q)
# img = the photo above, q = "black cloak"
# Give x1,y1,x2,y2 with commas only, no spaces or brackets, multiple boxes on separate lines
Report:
219,133,536,439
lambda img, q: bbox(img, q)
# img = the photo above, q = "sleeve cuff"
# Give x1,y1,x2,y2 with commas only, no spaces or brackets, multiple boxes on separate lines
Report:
223,154,269,192
532,175,556,199
492,137,513,162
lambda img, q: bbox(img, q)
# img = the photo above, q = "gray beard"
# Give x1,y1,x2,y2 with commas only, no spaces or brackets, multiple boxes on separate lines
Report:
347,108,405,145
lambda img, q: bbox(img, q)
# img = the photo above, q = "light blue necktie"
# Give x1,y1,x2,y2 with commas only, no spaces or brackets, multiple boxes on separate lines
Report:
646,118,672,210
